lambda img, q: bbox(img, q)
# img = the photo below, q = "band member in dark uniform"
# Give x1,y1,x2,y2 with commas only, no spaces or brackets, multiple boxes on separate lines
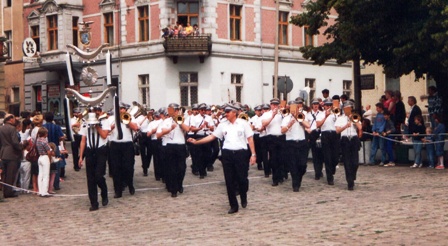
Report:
138,109,153,176
146,110,164,181
78,112,111,211
335,102,362,190
109,103,139,198
188,104,256,214
305,99,325,180
281,100,310,192
156,103,190,197
250,105,263,171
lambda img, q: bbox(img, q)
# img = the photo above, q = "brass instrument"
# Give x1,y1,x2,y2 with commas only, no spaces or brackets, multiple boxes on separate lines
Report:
121,112,132,124
98,112,108,121
332,99,341,116
173,115,184,124
211,105,219,114
238,113,249,121
128,101,147,118
296,111,305,122
73,109,88,134
281,108,290,117
350,113,361,123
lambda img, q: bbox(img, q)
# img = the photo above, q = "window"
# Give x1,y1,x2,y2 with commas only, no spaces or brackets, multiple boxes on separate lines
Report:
34,86,42,112
12,87,20,103
138,75,150,107
104,13,114,45
72,17,79,47
279,12,288,45
385,76,400,92
138,6,149,42
343,80,352,99
304,26,313,46
6,0,11,7
231,74,243,102
5,31,12,58
31,26,40,52
177,2,199,26
305,78,316,105
180,72,198,106
230,5,242,41
47,15,58,50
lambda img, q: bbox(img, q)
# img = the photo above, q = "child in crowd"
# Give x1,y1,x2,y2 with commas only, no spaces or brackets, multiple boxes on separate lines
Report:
433,114,446,169
36,127,52,197
422,127,435,168
48,142,61,194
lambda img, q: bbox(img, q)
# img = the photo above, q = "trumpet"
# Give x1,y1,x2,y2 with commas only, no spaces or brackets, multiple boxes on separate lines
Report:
281,108,290,117
238,113,249,121
332,107,341,116
296,111,305,122
211,105,219,114
73,109,88,134
173,115,184,124
350,113,361,123
121,112,132,124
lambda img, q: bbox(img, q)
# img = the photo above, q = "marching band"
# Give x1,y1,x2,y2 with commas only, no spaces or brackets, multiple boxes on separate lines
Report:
65,94,362,212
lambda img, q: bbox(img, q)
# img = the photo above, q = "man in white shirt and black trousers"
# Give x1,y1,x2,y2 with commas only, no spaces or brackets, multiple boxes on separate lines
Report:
188,104,256,214
109,102,140,198
78,110,111,211
156,103,190,198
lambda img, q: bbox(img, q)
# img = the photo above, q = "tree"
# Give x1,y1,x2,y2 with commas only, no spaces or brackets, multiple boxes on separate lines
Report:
291,0,448,123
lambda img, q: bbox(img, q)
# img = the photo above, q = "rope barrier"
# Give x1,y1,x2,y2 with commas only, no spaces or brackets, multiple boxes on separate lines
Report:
362,132,448,145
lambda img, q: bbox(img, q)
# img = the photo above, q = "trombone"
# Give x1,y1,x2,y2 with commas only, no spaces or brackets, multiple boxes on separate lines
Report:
121,112,132,124
281,108,290,117
350,113,361,123
238,113,249,121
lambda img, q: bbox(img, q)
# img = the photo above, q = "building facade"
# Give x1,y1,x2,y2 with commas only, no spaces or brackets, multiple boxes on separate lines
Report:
21,0,352,116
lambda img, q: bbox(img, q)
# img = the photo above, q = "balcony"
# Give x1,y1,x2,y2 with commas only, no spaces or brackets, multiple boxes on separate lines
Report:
163,34,212,63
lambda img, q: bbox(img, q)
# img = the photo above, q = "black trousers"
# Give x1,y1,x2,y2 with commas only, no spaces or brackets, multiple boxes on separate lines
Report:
151,139,163,180
253,134,263,168
208,138,220,168
1,159,19,198
321,131,340,182
266,135,285,183
189,135,210,176
284,140,309,189
109,141,135,195
71,134,82,170
85,146,108,207
221,149,249,209
259,136,270,176
162,144,186,194
340,136,360,187
139,135,152,172
310,137,324,179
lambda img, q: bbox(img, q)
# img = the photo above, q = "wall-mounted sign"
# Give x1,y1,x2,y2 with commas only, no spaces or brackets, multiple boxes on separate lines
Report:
47,84,61,98
22,37,37,58
360,74,375,90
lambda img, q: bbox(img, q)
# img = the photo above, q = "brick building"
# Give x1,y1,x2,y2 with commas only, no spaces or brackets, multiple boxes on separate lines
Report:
20,0,352,116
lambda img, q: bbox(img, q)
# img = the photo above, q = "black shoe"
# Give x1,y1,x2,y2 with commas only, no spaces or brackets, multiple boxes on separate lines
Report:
102,197,109,206
89,206,99,211
228,207,239,214
257,165,263,170
272,182,279,187
207,166,214,172
143,173,148,177
348,186,354,191
54,187,61,191
328,180,334,185
315,174,322,180
241,199,247,208
129,186,135,195
143,169,148,176
179,187,184,194
171,192,177,198
74,168,80,172
192,171,199,176
199,175,205,179
156,177,161,181
293,187,300,192
114,193,122,198
264,174,270,178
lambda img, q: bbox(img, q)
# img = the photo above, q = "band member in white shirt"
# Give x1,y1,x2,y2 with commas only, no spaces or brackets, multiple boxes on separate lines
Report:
156,103,190,198
318,99,340,185
78,111,111,211
261,98,285,186
281,100,310,192
250,105,263,171
109,102,139,198
146,110,164,181
335,102,362,190
306,99,325,180
188,104,256,214
185,104,200,175
70,108,84,171
256,104,270,177
139,109,153,176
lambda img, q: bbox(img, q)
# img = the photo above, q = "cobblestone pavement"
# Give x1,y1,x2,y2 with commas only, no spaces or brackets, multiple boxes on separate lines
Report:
1,154,448,245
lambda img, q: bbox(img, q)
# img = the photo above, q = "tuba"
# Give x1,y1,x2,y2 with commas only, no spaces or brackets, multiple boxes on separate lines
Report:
128,101,147,118
350,113,361,123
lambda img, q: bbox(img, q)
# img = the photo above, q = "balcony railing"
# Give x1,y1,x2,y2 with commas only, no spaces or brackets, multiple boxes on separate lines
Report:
163,34,212,63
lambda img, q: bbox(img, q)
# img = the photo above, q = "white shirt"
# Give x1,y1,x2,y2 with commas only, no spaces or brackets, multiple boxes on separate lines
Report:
363,109,373,122
31,126,39,140
255,116,267,137
306,110,324,131
260,110,282,136
320,113,337,132
19,129,31,141
249,115,260,134
157,118,185,146
213,119,253,150
281,114,306,141
335,116,358,137
145,118,163,140
185,114,200,135
138,117,151,132
110,116,136,142
79,120,111,148
194,114,214,136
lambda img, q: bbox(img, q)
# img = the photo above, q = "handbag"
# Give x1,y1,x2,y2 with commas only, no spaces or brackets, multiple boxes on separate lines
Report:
26,139,39,162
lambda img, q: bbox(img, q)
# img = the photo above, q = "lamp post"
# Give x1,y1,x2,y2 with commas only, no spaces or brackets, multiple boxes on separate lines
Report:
273,0,280,98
